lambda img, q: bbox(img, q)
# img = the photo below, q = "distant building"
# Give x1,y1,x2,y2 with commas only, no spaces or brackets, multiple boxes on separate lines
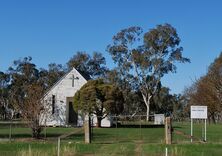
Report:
154,114,165,125
40,67,112,127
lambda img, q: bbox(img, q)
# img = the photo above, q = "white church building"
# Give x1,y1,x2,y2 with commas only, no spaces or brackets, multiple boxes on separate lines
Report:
40,67,112,127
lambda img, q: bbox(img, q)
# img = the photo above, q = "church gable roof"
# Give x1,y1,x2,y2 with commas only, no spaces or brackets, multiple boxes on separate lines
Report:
43,67,88,97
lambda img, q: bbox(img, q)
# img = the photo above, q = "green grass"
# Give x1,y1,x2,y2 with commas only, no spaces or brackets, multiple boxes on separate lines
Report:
91,127,164,143
142,143,222,156
1,141,222,156
0,126,80,138
1,122,222,155
0,142,136,156
173,122,222,143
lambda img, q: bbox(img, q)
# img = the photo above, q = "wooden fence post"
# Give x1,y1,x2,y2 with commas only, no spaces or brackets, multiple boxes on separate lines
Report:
165,117,172,144
84,114,91,144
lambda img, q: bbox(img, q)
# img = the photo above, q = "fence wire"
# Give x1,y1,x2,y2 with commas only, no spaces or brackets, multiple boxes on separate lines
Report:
90,115,165,144
1,116,222,144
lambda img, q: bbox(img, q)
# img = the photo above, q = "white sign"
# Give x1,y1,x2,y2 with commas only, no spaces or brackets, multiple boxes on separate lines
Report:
191,106,207,119
154,114,165,125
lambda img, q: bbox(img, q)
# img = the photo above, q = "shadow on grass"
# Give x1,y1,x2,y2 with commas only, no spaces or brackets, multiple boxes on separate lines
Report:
0,134,32,138
0,132,69,139
173,126,182,129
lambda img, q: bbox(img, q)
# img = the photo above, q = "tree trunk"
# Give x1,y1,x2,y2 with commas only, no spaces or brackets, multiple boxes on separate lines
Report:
146,101,150,121
31,119,42,139
96,116,102,127
212,114,216,124
142,94,152,121
32,127,42,138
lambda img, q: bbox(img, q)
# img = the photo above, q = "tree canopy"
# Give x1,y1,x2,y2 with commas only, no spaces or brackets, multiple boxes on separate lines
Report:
67,51,108,79
107,23,190,120
7,57,46,138
39,63,65,89
73,79,124,127
0,71,10,119
185,53,222,123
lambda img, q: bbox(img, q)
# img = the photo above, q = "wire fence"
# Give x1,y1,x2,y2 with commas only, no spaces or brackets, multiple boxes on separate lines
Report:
90,115,165,144
1,116,222,144
0,120,84,142
0,115,164,143
0,120,30,141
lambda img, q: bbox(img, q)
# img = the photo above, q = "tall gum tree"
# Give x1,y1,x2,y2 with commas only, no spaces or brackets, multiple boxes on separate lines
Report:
107,24,190,120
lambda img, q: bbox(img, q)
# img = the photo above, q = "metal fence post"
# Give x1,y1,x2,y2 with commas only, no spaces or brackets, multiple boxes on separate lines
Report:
140,115,142,140
44,119,47,139
165,147,168,156
116,115,118,142
9,119,12,141
91,116,93,142
57,137,60,156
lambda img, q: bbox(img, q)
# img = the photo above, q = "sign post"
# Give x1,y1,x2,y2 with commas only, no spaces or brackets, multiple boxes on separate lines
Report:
191,118,193,142
190,106,207,142
204,119,207,141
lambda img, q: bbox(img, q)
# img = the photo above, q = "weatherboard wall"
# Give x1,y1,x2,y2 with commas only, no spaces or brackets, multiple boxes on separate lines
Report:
40,68,87,126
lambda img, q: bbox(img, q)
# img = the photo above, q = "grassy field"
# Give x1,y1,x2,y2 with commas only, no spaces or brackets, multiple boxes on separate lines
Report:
1,141,222,156
0,122,222,155
173,122,222,143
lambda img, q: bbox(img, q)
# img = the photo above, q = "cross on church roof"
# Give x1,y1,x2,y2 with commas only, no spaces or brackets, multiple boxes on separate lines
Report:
69,74,79,87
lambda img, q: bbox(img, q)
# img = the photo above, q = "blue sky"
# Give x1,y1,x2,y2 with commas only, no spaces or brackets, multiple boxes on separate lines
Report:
0,0,222,94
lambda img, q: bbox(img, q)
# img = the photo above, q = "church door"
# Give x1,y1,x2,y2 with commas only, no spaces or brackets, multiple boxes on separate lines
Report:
66,97,77,125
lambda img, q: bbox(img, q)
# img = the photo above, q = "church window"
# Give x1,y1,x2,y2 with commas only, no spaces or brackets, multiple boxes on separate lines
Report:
52,95,55,114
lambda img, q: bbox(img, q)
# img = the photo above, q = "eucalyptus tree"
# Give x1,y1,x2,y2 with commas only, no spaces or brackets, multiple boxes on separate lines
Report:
152,87,178,116
107,24,190,120
105,69,145,116
67,51,108,79
39,63,65,89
